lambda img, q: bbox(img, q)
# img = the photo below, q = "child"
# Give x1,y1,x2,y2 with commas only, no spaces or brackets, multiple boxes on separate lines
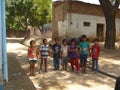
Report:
28,40,37,76
39,39,49,73
60,39,68,71
91,39,100,72
68,39,80,73
53,37,61,70
78,35,90,73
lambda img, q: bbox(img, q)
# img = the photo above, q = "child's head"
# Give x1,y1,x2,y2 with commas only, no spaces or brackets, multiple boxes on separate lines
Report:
30,40,35,47
94,39,99,44
71,39,76,45
54,37,60,44
82,35,87,42
62,39,67,45
43,39,47,45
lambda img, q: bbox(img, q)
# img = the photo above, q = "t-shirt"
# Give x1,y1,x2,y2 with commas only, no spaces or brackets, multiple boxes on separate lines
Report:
78,41,90,55
53,44,61,57
69,45,78,58
28,48,37,61
91,44,100,59
40,44,49,58
61,45,68,57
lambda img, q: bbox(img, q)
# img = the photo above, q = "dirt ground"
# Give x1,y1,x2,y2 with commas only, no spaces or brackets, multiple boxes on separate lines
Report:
4,38,120,90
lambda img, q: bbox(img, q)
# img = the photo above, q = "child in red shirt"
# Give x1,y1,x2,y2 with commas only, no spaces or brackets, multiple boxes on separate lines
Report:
91,39,100,72
28,40,37,76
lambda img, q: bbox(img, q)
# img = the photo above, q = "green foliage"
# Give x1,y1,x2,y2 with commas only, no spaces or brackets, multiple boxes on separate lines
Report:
6,0,52,31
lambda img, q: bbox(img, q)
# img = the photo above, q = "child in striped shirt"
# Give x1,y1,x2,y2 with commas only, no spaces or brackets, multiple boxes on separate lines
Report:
39,39,50,73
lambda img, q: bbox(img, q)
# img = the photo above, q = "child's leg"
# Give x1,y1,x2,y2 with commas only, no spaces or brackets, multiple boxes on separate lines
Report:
61,57,64,70
32,63,35,76
39,58,43,73
65,57,68,71
70,58,74,71
92,58,95,71
44,58,47,72
95,59,99,72
81,63,84,73
80,55,84,73
84,62,87,73
29,64,32,76
75,58,80,71
54,56,57,70
56,57,60,70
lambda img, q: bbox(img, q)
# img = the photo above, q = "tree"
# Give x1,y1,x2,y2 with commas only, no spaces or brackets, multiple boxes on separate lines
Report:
99,0,120,49
6,0,52,33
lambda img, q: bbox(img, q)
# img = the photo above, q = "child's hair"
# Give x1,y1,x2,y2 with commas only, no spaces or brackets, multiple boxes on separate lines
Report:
71,38,76,43
94,39,99,42
54,37,59,41
81,35,87,38
30,40,35,46
62,39,67,43
43,39,47,43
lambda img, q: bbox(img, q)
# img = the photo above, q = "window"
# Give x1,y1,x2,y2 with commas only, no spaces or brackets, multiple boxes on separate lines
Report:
83,22,90,27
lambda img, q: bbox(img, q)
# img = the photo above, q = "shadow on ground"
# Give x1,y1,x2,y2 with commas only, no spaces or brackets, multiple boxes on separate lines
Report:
4,52,36,90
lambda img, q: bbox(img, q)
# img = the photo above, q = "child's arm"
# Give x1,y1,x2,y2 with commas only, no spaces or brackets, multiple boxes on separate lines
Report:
60,47,63,58
76,47,79,56
98,46,100,55
36,46,40,58
88,43,91,57
28,48,30,62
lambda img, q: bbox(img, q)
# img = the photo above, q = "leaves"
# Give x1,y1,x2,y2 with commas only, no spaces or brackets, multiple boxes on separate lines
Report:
6,0,52,31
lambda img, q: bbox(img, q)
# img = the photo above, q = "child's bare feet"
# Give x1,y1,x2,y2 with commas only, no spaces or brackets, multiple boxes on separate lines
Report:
32,74,35,76
29,74,32,76
38,71,41,74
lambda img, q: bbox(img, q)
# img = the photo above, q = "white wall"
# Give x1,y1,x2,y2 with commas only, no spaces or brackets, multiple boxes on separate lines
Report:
66,13,120,40
58,20,67,38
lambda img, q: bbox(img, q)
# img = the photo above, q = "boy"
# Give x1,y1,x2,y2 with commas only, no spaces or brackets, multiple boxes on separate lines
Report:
68,39,80,73
53,37,61,70
78,35,90,73
91,39,100,72
39,39,49,73
61,39,68,71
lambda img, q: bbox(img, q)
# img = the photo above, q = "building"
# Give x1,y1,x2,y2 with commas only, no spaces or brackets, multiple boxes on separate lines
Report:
52,1,120,41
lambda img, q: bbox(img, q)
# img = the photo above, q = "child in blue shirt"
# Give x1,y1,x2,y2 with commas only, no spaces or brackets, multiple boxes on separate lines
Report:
53,37,61,70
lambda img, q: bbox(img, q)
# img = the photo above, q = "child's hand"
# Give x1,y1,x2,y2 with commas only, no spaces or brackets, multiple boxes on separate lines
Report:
89,53,91,57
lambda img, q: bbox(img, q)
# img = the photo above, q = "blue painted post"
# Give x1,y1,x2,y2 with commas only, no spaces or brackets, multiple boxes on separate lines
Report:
0,0,3,89
1,0,8,83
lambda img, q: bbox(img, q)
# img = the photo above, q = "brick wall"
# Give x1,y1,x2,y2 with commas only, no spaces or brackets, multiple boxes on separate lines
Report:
6,30,29,38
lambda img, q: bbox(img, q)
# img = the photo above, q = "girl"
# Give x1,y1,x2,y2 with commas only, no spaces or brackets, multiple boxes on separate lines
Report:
28,40,37,76
68,39,80,73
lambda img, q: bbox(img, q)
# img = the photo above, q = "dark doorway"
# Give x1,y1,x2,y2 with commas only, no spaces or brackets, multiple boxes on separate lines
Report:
97,24,104,41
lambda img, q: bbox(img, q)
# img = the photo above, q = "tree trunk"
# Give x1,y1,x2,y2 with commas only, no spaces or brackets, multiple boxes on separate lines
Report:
104,14,116,49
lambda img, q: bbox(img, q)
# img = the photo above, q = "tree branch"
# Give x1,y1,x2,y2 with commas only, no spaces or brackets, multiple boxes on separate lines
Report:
114,0,120,11
99,0,112,8
18,16,26,29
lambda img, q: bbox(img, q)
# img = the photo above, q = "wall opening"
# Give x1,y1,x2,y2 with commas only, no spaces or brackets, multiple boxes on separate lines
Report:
96,24,104,41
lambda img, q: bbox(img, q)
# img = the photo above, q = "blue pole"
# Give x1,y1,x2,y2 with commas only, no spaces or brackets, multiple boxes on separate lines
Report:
0,0,4,89
1,0,8,83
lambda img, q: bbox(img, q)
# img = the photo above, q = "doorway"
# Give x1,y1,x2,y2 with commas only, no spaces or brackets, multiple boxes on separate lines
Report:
97,24,104,41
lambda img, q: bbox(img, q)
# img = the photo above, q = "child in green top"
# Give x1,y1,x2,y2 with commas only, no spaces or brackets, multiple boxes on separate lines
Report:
78,35,90,73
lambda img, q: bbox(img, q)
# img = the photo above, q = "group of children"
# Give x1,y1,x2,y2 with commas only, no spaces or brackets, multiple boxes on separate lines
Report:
28,35,100,76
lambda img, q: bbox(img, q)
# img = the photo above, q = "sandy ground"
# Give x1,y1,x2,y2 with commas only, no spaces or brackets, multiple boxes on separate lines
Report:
4,38,120,90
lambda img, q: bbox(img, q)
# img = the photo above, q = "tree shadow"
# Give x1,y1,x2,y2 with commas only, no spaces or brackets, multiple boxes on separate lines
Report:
4,52,36,90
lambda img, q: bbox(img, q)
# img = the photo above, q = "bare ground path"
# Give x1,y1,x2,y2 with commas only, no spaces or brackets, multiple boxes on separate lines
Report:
4,38,120,90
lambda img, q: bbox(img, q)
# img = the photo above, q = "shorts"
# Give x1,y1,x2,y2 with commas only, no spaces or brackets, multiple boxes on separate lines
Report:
29,60,37,64
61,56,68,66
80,54,88,63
